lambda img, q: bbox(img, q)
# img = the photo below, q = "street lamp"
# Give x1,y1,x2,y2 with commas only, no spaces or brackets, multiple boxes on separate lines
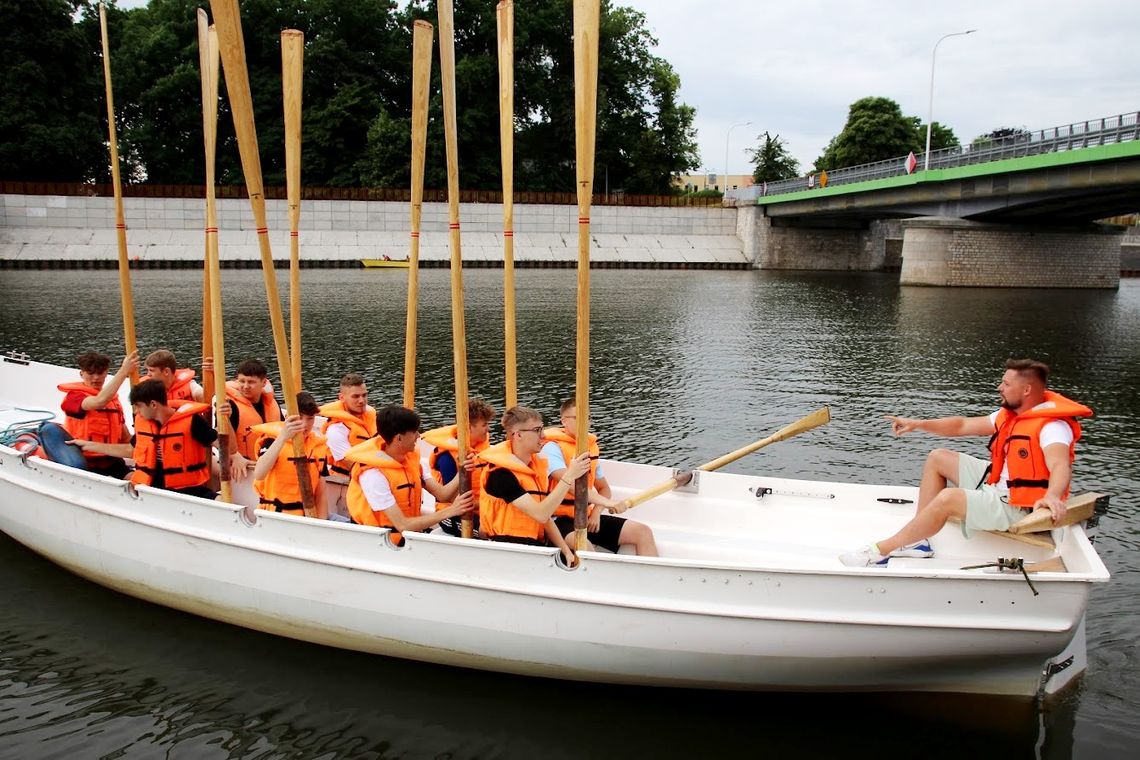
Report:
924,29,975,172
724,120,752,194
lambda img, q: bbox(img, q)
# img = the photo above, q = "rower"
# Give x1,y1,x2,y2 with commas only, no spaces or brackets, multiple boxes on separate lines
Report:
478,406,590,566
221,358,282,497
543,400,657,556
251,392,329,519
144,349,205,403
343,404,474,544
72,379,217,500
58,349,137,479
319,373,377,521
422,397,495,537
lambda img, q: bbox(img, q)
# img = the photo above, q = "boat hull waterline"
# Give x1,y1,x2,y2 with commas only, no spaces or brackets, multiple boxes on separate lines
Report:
0,355,1110,698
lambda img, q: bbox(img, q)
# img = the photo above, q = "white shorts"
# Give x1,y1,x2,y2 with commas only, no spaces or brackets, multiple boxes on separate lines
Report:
956,453,1030,538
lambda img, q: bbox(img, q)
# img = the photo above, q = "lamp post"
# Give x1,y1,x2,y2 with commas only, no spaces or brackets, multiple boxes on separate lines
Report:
724,120,752,194
924,29,975,172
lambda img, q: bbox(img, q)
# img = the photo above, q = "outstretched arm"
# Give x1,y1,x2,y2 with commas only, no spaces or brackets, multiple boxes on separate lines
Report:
884,414,994,438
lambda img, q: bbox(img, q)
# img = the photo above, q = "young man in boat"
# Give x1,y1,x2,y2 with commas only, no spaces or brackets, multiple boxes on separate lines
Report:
422,397,496,537
478,406,591,566
59,349,138,479
542,400,658,557
144,349,206,403
343,404,475,543
71,379,218,499
840,358,1092,567
221,358,283,489
251,392,329,519
319,373,377,520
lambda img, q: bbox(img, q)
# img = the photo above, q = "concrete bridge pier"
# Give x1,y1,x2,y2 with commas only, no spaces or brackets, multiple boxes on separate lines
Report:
738,209,902,271
899,217,1121,288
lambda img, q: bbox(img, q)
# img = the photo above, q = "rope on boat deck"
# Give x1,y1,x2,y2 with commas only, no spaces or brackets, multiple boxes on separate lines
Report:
960,557,1039,596
0,407,55,446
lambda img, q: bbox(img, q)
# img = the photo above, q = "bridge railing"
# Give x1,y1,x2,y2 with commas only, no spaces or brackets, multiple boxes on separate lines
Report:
728,111,1140,202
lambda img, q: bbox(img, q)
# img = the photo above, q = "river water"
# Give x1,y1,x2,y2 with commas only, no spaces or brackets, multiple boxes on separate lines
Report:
0,268,1137,759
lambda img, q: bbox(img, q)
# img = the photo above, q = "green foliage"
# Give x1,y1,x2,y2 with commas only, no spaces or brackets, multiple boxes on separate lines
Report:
748,132,799,183
0,0,105,181
814,97,961,172
1,0,698,193
971,126,1031,148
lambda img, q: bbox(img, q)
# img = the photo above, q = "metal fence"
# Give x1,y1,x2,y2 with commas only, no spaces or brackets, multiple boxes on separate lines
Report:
0,181,722,208
728,111,1140,202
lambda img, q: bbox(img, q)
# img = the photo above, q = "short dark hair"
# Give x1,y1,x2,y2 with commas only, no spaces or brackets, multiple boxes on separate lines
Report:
469,397,495,422
77,351,111,374
297,391,320,416
559,399,576,415
377,404,421,442
144,349,177,371
340,373,366,388
1005,358,1050,387
235,359,269,378
129,378,168,406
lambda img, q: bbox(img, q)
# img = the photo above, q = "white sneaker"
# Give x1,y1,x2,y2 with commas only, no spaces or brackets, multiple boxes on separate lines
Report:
890,539,934,558
839,545,889,567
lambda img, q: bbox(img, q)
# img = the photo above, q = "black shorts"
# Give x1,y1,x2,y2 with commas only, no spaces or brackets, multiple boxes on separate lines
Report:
88,458,129,480
553,514,626,553
488,535,546,547
439,513,480,537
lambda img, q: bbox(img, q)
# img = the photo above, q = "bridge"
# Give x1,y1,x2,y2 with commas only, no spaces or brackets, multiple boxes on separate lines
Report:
727,112,1140,288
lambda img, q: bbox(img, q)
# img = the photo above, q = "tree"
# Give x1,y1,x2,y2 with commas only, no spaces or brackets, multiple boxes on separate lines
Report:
971,126,1031,149
814,97,920,171
0,0,105,182
748,132,799,183
918,120,960,152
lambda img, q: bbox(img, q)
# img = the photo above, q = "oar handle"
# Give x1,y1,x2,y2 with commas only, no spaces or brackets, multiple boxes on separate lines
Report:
619,407,831,510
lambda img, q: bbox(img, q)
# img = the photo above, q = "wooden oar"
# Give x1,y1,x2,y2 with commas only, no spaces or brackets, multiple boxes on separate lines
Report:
437,0,472,537
98,2,139,383
197,12,230,504
572,0,600,551
404,20,433,409
211,0,315,517
497,1,518,409
622,407,832,509
282,29,304,392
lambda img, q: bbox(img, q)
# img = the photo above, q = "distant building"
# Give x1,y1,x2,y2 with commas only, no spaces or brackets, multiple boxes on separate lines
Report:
672,173,754,193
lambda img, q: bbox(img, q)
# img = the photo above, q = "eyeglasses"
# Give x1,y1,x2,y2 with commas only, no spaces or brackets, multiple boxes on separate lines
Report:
516,425,544,436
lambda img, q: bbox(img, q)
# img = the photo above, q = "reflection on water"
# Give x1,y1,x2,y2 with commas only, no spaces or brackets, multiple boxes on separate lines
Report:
2,269,1139,758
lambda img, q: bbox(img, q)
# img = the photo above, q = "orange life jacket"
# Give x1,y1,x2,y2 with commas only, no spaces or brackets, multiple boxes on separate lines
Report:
542,428,599,517
345,440,423,541
319,401,378,477
422,424,491,509
251,421,329,516
167,368,198,402
131,402,212,491
225,379,282,459
478,441,550,541
58,382,128,460
986,391,1092,507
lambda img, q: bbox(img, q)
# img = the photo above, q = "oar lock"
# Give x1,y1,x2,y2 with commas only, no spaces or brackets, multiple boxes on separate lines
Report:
960,557,1040,596
750,486,836,500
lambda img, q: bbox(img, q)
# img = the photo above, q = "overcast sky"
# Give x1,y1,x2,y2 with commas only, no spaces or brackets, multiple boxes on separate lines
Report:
623,0,1138,176
119,1,1136,177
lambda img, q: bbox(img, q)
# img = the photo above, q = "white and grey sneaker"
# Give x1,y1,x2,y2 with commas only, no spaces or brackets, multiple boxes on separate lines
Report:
890,539,934,558
839,545,890,567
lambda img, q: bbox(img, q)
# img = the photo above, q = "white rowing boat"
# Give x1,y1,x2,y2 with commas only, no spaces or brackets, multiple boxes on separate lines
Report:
0,352,1110,700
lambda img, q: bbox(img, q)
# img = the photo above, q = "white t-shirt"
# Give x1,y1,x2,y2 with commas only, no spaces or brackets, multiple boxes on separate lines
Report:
988,407,1074,489
359,467,396,512
325,422,352,462
540,440,605,480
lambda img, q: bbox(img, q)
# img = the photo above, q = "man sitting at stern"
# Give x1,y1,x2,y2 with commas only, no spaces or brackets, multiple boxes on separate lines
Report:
840,358,1092,567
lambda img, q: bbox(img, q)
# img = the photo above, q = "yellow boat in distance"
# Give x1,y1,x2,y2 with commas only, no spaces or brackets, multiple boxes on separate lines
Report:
361,258,411,269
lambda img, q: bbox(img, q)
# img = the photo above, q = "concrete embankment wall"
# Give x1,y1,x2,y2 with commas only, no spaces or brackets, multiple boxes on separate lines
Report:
0,194,747,269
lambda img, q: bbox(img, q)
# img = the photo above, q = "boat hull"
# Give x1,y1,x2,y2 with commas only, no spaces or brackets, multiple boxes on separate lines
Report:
0,355,1109,697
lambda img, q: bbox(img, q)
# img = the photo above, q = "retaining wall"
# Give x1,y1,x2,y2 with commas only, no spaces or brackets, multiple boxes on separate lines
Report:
0,195,747,269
